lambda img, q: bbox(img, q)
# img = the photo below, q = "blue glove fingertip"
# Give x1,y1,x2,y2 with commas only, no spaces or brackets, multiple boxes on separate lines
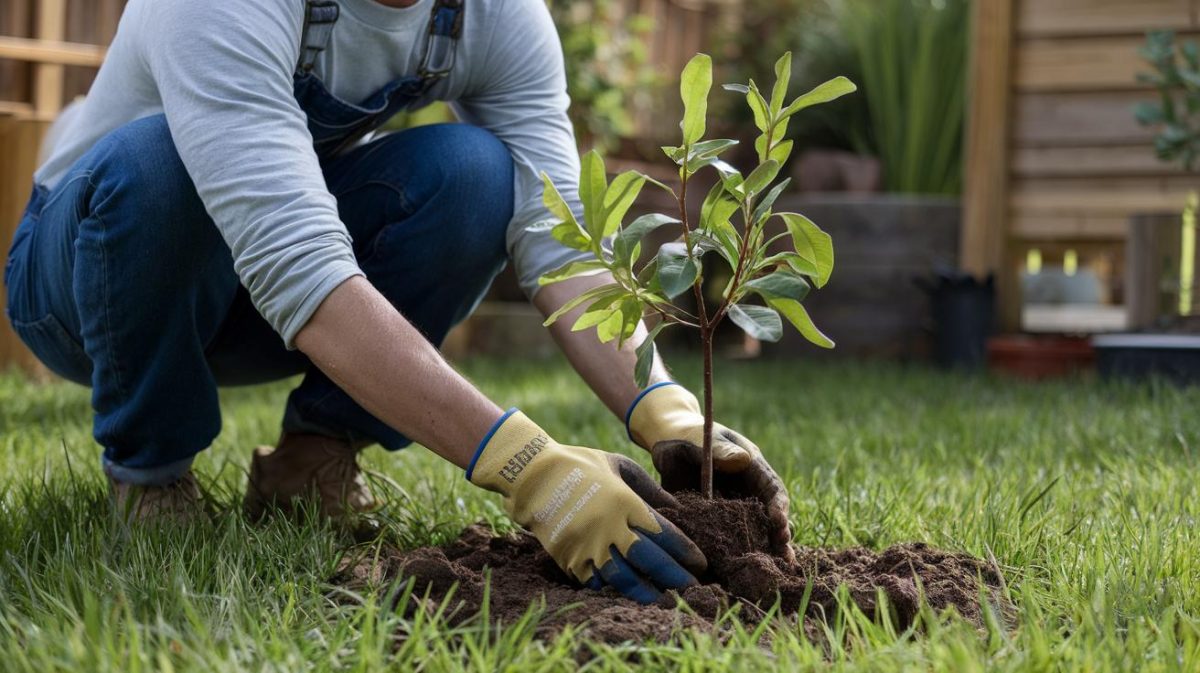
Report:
599,547,661,604
625,532,699,591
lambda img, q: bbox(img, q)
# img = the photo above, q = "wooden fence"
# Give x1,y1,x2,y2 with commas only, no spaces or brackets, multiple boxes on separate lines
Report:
964,0,1200,329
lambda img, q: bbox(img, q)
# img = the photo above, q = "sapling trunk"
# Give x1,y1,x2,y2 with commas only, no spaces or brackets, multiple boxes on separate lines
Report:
678,144,717,500
700,325,715,499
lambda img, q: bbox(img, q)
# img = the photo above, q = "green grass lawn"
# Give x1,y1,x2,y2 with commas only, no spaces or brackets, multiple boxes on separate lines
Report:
0,356,1197,671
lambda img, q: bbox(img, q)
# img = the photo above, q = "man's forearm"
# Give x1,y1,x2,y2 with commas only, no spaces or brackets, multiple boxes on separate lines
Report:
294,276,503,468
533,273,672,419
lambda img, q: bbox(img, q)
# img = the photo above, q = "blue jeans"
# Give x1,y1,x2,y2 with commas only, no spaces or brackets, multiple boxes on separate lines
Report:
4,115,514,484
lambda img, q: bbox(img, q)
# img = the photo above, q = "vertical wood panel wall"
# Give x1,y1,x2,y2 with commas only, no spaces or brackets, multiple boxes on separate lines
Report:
966,0,1200,328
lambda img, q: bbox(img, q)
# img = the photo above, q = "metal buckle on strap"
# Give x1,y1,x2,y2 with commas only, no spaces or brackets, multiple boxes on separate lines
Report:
418,0,463,81
298,1,341,74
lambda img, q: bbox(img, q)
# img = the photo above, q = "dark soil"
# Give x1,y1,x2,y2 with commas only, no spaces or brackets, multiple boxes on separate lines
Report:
332,493,1009,646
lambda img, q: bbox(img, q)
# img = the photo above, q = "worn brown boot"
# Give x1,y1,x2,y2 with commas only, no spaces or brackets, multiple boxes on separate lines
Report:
243,433,377,523
109,471,205,524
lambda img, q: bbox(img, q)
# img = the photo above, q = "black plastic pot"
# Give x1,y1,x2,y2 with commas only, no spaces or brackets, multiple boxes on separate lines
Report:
917,271,995,370
1093,334,1200,385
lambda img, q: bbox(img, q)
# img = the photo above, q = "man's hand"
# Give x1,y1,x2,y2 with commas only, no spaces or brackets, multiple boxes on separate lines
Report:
468,409,707,603
626,383,794,559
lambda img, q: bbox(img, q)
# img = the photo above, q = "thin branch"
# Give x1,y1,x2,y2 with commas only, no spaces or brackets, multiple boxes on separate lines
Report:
649,305,701,330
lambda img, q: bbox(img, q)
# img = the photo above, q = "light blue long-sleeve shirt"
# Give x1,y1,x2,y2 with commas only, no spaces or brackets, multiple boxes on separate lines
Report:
36,0,589,347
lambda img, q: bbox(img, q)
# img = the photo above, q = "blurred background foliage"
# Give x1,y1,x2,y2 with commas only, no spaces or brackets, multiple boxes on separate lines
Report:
387,0,971,197
730,0,969,195
549,0,658,154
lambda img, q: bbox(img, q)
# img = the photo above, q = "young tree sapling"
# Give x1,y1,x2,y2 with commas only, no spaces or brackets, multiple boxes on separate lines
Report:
538,52,854,498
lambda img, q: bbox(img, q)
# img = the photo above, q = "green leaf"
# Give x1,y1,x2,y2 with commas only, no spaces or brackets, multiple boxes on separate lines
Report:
634,322,668,388
698,182,742,266
656,243,700,298
757,249,818,279
711,218,742,267
613,213,680,266
602,171,647,238
768,297,834,348
542,283,622,326
685,139,740,175
572,305,619,332
616,297,643,346
700,181,739,230
770,52,792,116
541,172,590,251
685,155,721,175
744,270,810,302
768,138,794,165
1135,101,1167,126
579,150,608,243
541,172,578,227
781,76,858,118
661,145,686,163
637,256,661,291
727,304,782,342
680,53,712,145
538,259,610,286
746,80,770,133
778,212,834,288
688,138,739,161
752,178,791,225
742,160,781,199
551,221,591,251
711,160,745,198
595,309,625,343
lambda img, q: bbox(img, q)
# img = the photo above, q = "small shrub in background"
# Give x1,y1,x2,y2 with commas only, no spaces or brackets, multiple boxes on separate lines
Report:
1137,31,1200,172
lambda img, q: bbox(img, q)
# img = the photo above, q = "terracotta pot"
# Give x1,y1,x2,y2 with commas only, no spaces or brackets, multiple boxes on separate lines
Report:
986,335,1095,380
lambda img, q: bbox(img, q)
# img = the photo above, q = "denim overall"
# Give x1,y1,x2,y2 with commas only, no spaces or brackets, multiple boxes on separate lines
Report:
4,0,515,484
294,0,463,159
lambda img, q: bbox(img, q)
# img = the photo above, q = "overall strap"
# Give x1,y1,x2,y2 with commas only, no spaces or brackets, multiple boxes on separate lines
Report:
417,0,463,86
297,1,340,74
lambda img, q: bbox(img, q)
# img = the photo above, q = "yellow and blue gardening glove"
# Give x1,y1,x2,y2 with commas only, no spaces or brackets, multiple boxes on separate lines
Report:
468,409,707,604
626,382,794,557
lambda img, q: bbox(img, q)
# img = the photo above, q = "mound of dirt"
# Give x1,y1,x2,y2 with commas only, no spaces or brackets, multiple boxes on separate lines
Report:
332,493,1008,646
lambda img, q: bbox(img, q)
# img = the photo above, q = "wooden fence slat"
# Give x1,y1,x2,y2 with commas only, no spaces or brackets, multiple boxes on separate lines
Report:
1012,213,1144,239
1012,185,1192,215
1017,0,1191,37
962,0,1015,329
1015,35,1165,92
0,36,106,67
1014,91,1157,146
0,116,50,375
33,0,67,117
1012,145,1185,177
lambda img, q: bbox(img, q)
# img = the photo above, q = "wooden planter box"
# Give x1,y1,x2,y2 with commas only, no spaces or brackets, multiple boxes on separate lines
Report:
763,194,961,360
